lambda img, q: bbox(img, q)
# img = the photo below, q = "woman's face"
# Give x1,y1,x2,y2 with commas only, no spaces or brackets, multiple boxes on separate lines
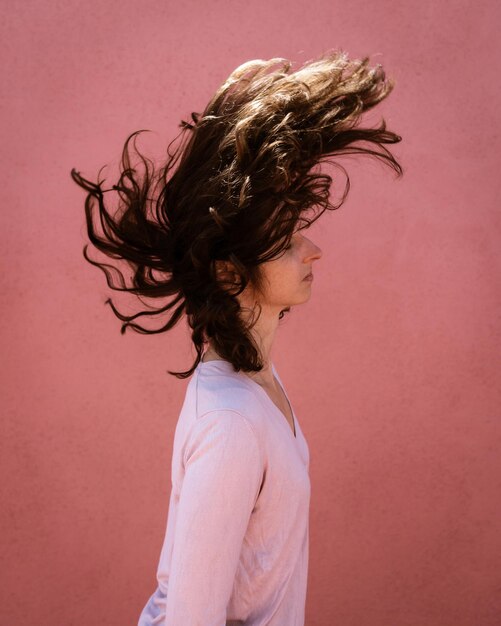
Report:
254,230,322,311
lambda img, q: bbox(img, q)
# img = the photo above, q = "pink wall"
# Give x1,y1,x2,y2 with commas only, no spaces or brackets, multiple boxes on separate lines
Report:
2,1,500,624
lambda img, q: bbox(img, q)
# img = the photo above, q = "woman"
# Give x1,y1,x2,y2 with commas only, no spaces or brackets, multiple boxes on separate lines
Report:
71,49,402,626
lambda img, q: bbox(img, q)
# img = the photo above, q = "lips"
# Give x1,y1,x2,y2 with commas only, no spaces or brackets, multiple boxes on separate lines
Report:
303,272,313,280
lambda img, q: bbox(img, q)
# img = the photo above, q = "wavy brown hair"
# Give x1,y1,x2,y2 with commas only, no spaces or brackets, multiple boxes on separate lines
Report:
70,49,403,379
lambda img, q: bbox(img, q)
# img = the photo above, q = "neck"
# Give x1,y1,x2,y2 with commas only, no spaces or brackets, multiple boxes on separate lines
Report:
204,302,283,386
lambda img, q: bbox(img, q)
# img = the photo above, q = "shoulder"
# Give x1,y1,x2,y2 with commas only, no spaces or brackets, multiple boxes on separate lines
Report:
174,364,269,465
193,364,265,424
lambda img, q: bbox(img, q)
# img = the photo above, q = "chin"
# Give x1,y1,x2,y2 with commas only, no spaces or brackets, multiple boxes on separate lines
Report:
292,291,313,306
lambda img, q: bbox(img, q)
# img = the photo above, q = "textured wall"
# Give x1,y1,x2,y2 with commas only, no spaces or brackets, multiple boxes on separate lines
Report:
1,1,500,624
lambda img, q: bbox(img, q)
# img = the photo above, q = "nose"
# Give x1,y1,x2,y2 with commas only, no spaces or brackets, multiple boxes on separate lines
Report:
305,238,322,262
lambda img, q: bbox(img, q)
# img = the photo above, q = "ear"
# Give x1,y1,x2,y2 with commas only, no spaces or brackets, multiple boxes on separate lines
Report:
214,260,241,290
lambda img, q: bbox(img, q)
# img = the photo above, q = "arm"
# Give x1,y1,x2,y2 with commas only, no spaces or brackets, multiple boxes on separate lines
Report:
162,409,263,626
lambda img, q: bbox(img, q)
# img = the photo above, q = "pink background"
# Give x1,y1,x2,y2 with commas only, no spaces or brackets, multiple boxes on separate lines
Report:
2,1,500,625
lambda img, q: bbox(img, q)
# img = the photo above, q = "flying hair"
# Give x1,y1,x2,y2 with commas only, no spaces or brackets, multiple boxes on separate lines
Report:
70,48,403,378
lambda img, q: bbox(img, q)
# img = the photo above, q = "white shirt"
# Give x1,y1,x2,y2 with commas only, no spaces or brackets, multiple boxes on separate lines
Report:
137,358,311,626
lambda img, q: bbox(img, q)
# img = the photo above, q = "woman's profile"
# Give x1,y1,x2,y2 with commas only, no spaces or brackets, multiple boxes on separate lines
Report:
70,49,402,626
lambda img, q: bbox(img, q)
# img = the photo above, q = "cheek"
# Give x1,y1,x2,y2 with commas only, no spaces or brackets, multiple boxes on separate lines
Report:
259,256,301,299
259,263,284,295
269,262,297,291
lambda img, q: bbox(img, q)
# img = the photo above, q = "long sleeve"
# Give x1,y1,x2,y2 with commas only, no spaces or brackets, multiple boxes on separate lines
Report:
137,360,311,626
162,409,264,626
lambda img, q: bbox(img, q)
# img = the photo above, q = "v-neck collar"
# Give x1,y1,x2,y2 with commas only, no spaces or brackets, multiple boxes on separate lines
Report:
197,359,297,440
